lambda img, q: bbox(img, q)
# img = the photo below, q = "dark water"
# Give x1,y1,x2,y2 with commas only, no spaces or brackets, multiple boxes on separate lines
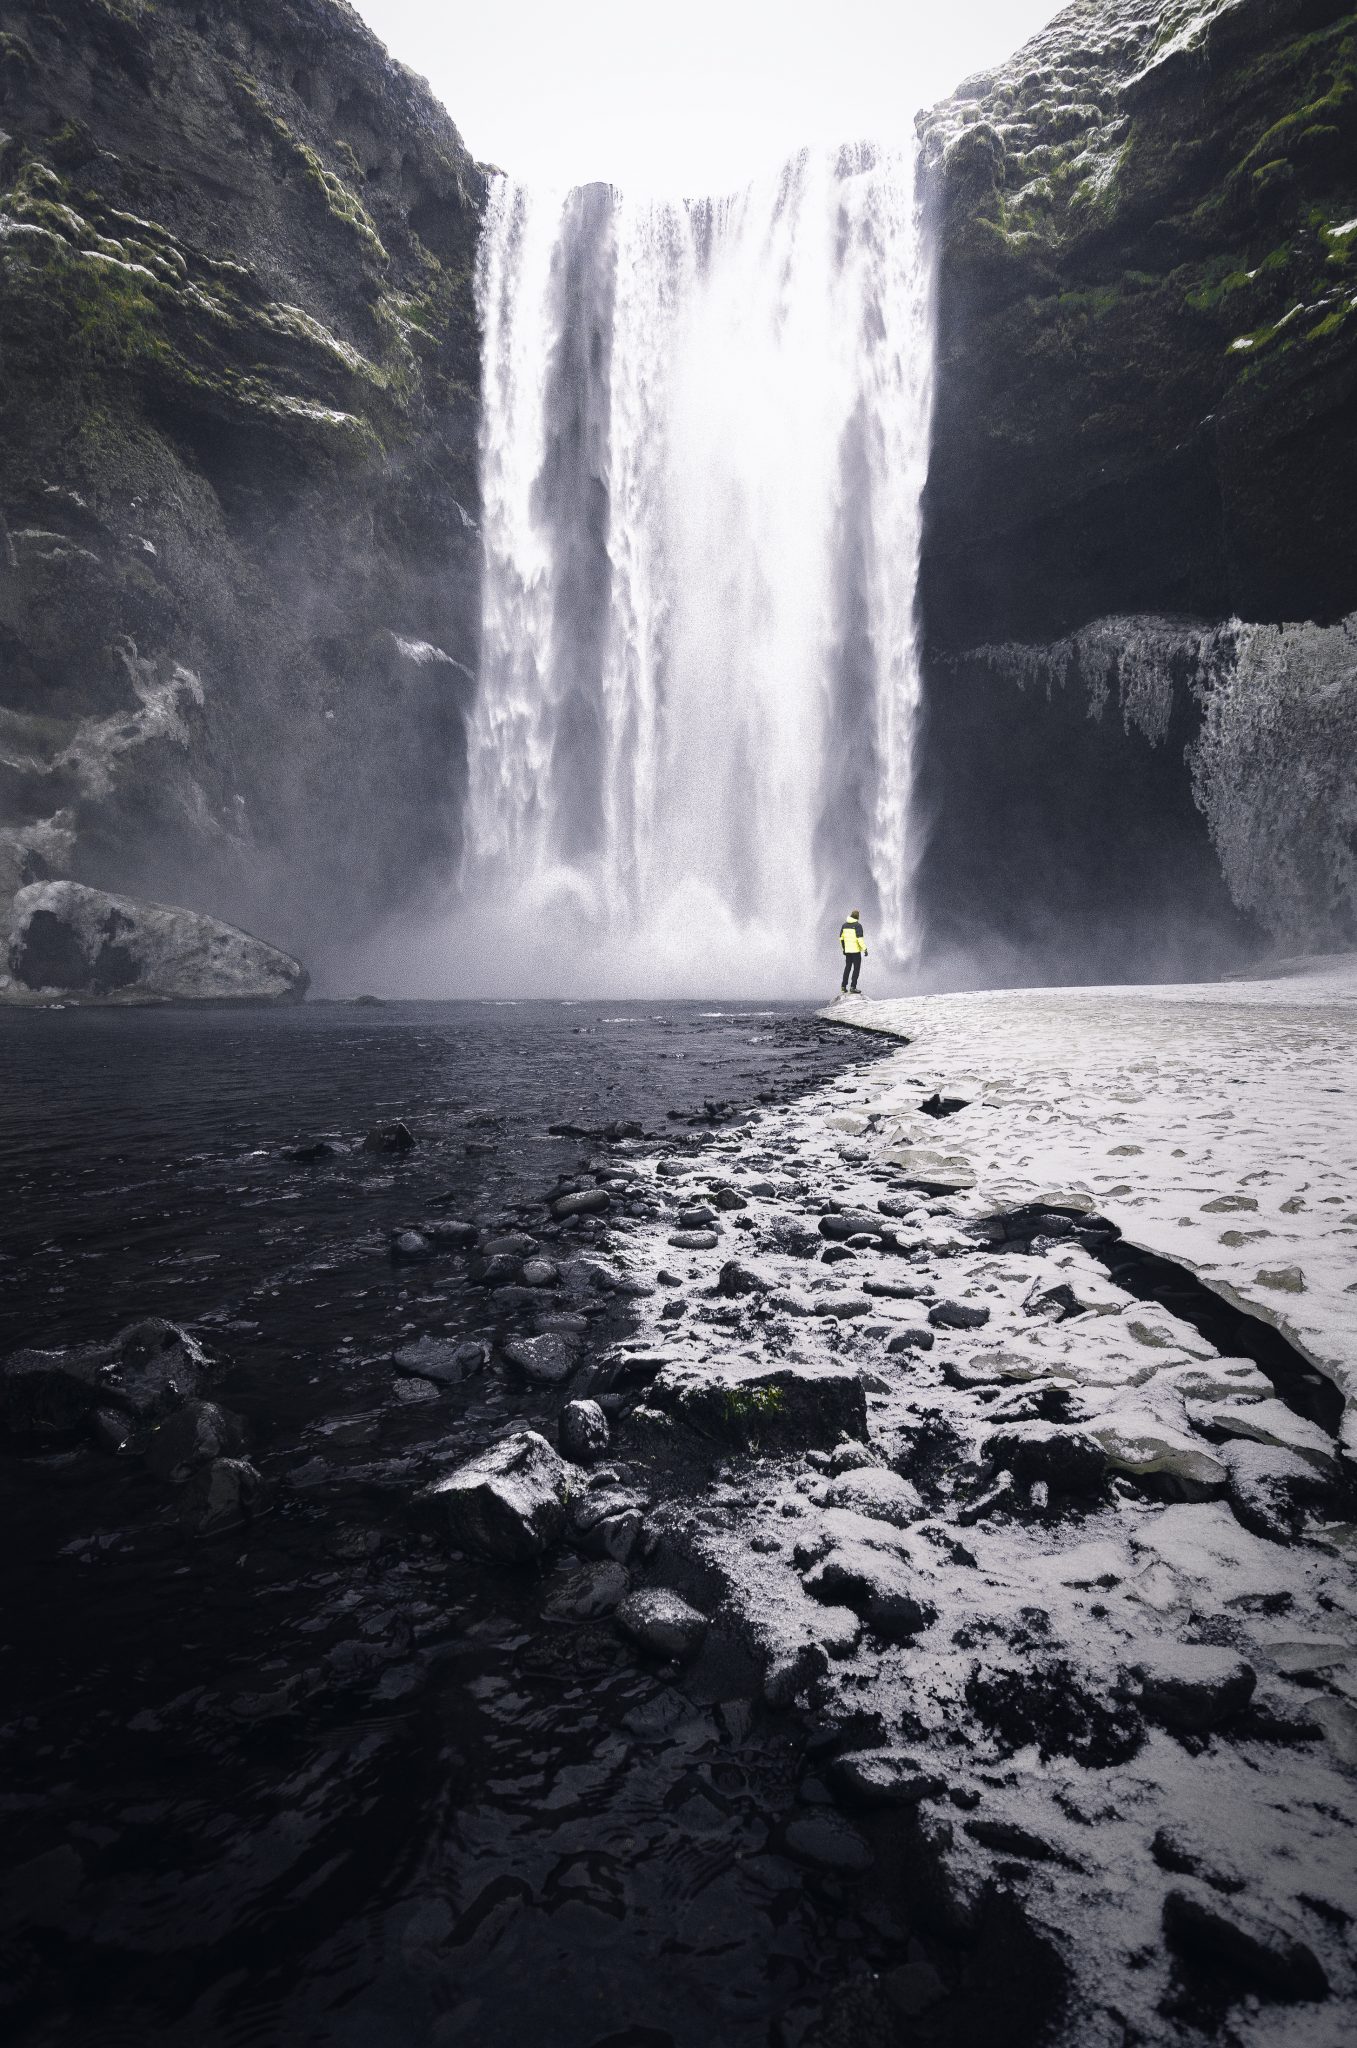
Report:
3,1001,1022,2048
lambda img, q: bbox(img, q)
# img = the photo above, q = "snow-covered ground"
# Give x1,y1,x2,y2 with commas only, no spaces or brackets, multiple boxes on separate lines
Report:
824,958,1357,1453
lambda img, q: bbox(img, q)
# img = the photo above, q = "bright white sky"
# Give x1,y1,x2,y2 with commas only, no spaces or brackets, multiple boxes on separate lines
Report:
348,1,1069,194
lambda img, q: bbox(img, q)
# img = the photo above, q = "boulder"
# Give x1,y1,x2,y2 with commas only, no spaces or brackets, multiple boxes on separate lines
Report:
928,1300,991,1330
544,1561,631,1621
650,1359,868,1451
824,1467,923,1527
1,1318,207,1438
1163,1886,1327,2002
883,1148,975,1194
568,1487,648,1562
828,1750,945,1806
559,1398,609,1464
802,1542,934,1642
668,1229,719,1250
615,1588,708,1662
431,1430,570,1560
1131,1645,1256,1732
143,1400,245,1484
1223,1438,1328,1542
981,1422,1107,1497
887,1327,935,1353
393,1336,484,1386
179,1456,262,1536
363,1120,416,1154
552,1189,610,1219
503,1333,578,1384
716,1259,770,1297
2,882,307,1005
1091,1421,1229,1502
819,1211,885,1242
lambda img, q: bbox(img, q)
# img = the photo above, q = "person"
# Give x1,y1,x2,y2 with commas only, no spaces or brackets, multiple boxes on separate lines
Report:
839,909,867,993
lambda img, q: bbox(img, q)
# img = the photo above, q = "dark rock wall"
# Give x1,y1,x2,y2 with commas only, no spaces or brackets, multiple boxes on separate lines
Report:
0,0,485,960
915,0,1357,976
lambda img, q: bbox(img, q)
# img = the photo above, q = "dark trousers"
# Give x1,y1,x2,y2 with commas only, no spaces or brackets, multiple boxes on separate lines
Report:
841,952,861,992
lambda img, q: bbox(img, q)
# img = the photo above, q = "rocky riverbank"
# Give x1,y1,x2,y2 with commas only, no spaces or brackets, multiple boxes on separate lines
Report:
407,967,1357,2041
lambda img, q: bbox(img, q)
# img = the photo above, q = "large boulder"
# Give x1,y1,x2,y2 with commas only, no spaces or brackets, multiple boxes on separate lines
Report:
0,1318,207,1439
431,1430,571,1561
650,1359,867,1451
2,883,306,1004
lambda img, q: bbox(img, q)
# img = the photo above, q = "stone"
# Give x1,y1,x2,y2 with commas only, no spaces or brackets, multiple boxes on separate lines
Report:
668,1229,719,1250
521,1258,559,1287
980,1422,1107,1496
363,1120,416,1154
615,1588,708,1661
143,1400,244,1484
827,1750,945,1806
864,1277,928,1300
677,1206,717,1228
552,1189,610,1219
819,1211,884,1242
1151,1824,1246,1894
1223,1439,1327,1542
471,1251,523,1288
802,1543,934,1642
388,1228,432,1260
431,1430,570,1561
416,1219,478,1249
1131,1645,1256,1732
713,1187,748,1211
392,1375,440,1404
503,1333,578,1385
651,1359,868,1450
543,1561,631,1621
179,1456,262,1536
887,1327,935,1353
824,1467,923,1527
1,1319,208,1438
716,1258,770,1297
928,1300,991,1330
783,1812,874,1870
1163,1887,1327,2002
393,1335,483,1386
883,1149,976,1194
1091,1423,1229,1502
559,1398,609,1464
2,882,307,1005
569,1488,648,1562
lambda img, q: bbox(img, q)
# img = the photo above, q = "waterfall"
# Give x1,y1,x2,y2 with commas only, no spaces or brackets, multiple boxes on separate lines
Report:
467,144,934,995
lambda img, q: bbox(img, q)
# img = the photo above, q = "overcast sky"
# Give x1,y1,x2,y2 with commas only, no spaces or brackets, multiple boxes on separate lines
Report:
347,0,1070,193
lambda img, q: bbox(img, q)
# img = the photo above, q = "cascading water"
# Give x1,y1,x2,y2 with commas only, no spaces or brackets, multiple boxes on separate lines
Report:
466,143,934,995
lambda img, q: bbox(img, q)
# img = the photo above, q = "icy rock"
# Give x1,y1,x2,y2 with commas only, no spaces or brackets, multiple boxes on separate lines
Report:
559,1397,609,1464
980,1422,1107,1497
884,1149,976,1194
1090,1421,1229,1501
928,1300,990,1330
801,1542,934,1642
568,1488,647,1562
1157,1359,1272,1403
615,1588,708,1661
716,1258,770,1296
179,1456,262,1536
965,1658,1143,1765
432,1430,570,1560
1132,1644,1255,1731
3,881,307,1005
650,1359,867,1450
544,1561,630,1621
143,1400,244,1484
1223,1438,1328,1541
1151,1823,1245,1893
827,1750,945,1806
887,1327,935,1353
503,1333,577,1384
827,1438,883,1473
1162,1885,1327,2002
1185,1396,1337,1474
823,1467,922,1527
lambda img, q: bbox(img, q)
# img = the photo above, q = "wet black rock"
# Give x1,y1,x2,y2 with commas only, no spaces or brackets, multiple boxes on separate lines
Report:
1131,1645,1256,1733
431,1429,570,1561
980,1423,1107,1498
3,883,307,1006
716,1259,770,1297
522,1258,559,1288
389,1228,433,1261
568,1488,647,1563
393,1335,484,1385
559,1397,609,1464
416,1219,479,1249
543,1560,630,1621
1,1318,208,1439
363,1121,416,1155
470,1251,522,1288
783,1811,874,1871
615,1587,708,1662
503,1333,578,1385
1163,1885,1328,2003
928,1300,991,1330
963,1817,1077,1867
179,1456,263,1536
144,1399,245,1484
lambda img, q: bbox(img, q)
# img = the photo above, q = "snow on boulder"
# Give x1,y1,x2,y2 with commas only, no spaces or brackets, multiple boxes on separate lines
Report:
431,1429,570,1560
1131,1643,1256,1731
650,1359,868,1450
2,882,307,1005
615,1588,708,1661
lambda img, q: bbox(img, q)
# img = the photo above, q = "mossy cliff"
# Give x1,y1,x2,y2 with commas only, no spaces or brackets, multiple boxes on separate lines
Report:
914,0,1357,973
0,0,485,957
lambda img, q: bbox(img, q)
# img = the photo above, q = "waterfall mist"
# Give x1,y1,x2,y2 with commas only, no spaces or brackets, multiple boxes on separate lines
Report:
376,145,934,999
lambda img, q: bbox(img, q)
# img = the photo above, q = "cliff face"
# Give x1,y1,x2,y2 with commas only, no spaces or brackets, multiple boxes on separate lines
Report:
0,0,484,961
915,0,1357,976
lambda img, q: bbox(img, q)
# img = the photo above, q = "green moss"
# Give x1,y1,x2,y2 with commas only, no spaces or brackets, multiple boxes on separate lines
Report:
0,31,35,68
721,1384,787,1441
229,68,388,269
